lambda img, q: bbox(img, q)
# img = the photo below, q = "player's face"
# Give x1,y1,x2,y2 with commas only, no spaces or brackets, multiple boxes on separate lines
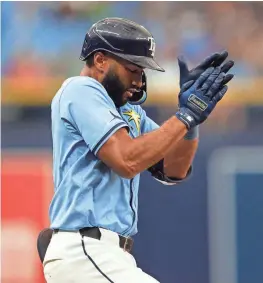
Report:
101,55,143,108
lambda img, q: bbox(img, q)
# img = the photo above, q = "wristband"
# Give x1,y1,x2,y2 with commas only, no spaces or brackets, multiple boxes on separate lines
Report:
184,125,199,140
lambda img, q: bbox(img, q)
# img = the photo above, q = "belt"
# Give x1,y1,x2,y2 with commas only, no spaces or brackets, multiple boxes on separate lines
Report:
54,227,133,253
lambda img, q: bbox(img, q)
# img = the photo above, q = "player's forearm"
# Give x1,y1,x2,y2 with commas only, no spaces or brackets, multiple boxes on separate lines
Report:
123,116,188,178
163,138,199,179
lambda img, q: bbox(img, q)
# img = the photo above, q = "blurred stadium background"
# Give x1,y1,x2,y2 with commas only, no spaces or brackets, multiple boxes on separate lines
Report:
1,2,263,283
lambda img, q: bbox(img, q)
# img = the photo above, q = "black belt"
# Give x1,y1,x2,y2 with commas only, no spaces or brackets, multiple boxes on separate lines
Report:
54,227,133,253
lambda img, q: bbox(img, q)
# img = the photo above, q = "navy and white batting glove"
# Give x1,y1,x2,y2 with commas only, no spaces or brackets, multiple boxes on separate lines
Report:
175,67,228,130
178,50,234,90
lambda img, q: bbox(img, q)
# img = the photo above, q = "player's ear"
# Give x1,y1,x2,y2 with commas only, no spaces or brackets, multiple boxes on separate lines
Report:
93,52,108,73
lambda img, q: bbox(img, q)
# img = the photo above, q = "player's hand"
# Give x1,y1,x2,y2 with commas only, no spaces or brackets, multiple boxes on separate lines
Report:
175,67,229,129
178,50,234,90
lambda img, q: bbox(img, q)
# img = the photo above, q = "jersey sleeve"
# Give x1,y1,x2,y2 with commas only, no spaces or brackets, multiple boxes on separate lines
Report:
59,78,128,155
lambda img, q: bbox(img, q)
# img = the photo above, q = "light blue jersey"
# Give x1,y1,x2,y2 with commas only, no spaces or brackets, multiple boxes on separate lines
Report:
49,76,159,236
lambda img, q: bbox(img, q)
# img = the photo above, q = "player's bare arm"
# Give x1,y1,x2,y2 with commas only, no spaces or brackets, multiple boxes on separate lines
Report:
163,138,198,179
98,116,187,179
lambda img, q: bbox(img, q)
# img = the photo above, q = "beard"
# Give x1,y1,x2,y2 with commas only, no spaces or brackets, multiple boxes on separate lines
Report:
101,67,128,108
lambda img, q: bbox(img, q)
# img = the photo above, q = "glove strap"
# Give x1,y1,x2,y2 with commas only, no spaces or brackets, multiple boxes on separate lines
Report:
175,109,196,130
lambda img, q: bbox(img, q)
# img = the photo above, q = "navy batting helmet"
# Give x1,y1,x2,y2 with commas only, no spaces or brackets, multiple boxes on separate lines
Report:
79,17,165,72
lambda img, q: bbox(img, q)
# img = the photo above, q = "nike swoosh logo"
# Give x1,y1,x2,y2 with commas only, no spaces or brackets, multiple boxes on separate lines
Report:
109,110,121,122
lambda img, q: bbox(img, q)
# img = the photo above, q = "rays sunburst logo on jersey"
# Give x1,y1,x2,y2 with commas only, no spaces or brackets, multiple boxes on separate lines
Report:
122,109,141,133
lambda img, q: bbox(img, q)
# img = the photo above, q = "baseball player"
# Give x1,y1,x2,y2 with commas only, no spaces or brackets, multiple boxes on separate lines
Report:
39,18,234,283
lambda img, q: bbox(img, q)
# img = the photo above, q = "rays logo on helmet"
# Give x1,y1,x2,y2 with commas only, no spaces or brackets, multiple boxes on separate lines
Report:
148,37,156,57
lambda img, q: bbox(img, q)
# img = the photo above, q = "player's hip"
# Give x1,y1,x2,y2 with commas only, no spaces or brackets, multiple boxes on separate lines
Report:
43,228,159,283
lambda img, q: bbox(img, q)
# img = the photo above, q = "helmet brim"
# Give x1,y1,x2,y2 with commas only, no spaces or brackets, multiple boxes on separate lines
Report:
111,52,165,72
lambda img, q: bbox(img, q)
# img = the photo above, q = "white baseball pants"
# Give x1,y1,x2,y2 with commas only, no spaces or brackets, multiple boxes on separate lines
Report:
43,228,160,283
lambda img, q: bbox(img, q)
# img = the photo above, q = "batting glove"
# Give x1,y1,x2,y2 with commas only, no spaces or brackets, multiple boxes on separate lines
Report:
175,67,228,129
178,50,234,90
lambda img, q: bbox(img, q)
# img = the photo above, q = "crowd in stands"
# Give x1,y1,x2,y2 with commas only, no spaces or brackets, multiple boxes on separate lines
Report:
2,1,263,80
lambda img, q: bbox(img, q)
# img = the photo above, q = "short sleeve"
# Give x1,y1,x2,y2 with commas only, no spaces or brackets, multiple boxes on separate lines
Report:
59,78,128,155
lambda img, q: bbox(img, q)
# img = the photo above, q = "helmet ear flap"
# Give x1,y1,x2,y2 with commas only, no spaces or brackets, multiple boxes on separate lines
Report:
141,70,147,93
128,71,147,105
